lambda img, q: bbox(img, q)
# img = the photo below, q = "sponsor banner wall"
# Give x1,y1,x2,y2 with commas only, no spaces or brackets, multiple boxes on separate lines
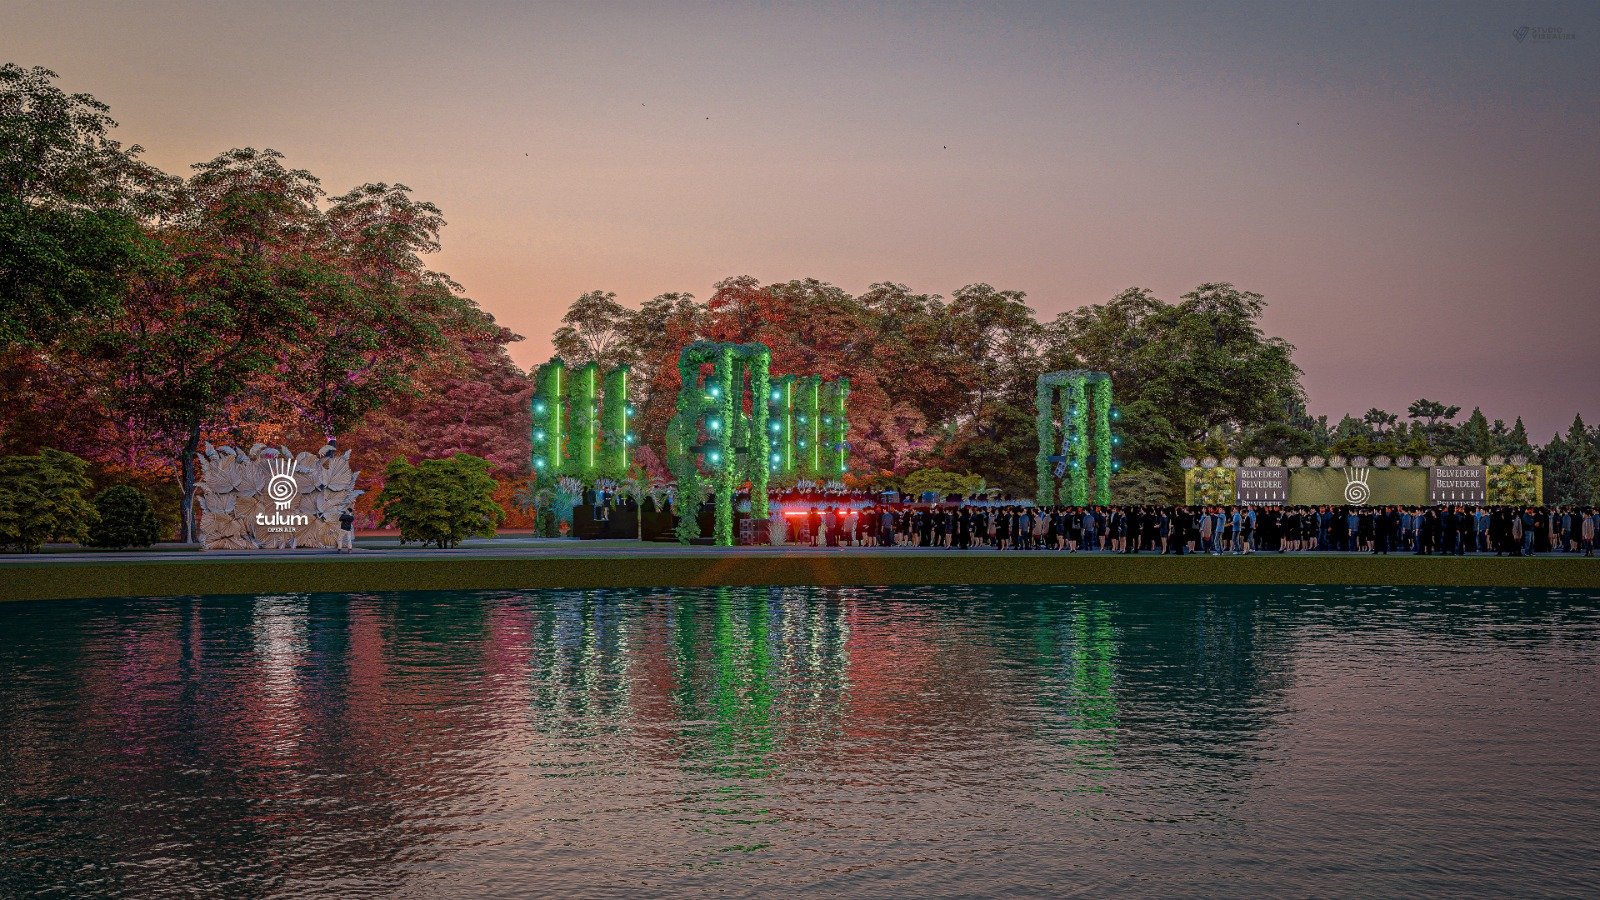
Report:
1287,468,1427,506
1430,466,1486,504
1235,467,1289,505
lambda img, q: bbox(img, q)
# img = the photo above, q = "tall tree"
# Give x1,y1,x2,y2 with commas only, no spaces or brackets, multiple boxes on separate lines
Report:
85,149,332,542
552,290,632,368
0,64,168,347
290,182,477,438
1047,283,1303,468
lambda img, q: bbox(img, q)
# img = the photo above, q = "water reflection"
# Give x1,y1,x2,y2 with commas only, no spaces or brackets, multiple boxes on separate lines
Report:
2,585,1597,896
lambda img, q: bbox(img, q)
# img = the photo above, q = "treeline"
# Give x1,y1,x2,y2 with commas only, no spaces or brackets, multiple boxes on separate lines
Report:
548,281,1600,506
4,62,1597,547
0,64,530,539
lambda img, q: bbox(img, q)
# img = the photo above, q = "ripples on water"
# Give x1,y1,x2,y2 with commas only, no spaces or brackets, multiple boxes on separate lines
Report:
2,585,1598,897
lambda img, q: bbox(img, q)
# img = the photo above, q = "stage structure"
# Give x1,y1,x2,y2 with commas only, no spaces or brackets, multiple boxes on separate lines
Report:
667,341,772,545
530,358,635,480
1036,370,1116,506
665,343,850,544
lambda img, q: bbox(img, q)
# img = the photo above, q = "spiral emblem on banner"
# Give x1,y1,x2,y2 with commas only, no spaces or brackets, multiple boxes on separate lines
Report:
267,457,299,510
1343,467,1371,505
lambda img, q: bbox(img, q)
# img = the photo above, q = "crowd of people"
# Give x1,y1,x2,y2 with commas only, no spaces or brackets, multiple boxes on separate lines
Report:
771,502,1600,556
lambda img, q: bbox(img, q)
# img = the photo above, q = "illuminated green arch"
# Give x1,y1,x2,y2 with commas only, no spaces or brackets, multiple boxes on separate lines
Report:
1036,370,1116,505
667,342,771,545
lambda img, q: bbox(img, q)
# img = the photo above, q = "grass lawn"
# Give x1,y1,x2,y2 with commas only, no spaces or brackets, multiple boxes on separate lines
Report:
2,547,1597,601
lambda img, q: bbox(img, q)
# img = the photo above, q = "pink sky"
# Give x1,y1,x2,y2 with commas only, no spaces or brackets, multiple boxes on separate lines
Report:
10,1,1598,438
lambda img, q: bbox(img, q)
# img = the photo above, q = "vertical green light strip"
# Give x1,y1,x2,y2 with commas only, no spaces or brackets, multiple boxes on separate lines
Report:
785,381,793,471
554,365,562,472
620,368,627,471
811,380,820,473
587,366,595,469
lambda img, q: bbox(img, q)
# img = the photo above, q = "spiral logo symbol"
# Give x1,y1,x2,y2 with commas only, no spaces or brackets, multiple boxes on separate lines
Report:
1343,467,1371,505
267,457,299,510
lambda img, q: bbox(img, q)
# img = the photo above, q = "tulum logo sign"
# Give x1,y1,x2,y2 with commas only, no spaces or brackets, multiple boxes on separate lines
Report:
257,456,309,532
1343,467,1371,505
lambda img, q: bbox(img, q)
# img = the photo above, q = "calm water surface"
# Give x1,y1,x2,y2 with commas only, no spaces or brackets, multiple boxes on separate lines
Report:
2,585,1598,897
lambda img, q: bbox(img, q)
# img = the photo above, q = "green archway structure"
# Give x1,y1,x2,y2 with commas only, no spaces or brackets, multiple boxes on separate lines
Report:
667,342,772,545
1036,370,1116,506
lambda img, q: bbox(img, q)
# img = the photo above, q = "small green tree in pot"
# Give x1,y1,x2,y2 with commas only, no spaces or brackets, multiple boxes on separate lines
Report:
0,448,97,553
377,453,505,549
87,485,162,549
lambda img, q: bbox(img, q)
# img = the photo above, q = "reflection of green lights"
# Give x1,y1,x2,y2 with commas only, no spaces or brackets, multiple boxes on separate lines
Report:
1034,595,1120,786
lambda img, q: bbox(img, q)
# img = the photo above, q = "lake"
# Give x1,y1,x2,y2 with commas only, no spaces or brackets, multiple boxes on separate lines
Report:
2,585,1597,897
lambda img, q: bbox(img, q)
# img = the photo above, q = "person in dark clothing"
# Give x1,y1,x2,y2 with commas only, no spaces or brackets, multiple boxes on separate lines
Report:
338,508,356,553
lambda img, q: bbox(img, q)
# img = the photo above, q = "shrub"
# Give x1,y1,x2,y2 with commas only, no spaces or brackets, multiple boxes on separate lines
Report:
0,448,96,552
86,484,162,549
377,453,505,548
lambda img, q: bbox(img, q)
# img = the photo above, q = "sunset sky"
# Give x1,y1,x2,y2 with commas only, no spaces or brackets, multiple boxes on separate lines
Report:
10,0,1598,439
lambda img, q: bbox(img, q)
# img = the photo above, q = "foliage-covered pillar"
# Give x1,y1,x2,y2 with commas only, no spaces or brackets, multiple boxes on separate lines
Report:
1035,377,1057,506
566,361,599,478
749,353,771,517
531,359,566,477
769,375,796,476
1035,370,1114,506
1092,377,1113,505
822,378,850,477
1067,378,1089,504
601,365,631,478
796,375,822,479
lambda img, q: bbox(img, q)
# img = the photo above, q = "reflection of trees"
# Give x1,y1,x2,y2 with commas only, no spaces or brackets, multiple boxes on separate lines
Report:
4,585,1594,893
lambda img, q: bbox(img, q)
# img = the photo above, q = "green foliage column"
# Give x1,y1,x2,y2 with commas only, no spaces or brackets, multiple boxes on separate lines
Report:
1068,378,1089,504
822,378,850,477
713,344,737,546
1093,377,1113,504
567,361,600,478
749,354,771,517
601,365,631,478
531,359,566,478
668,344,713,543
769,375,796,476
796,375,822,479
1035,378,1057,505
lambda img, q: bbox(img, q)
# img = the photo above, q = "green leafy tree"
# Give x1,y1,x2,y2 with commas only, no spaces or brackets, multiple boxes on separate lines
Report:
1454,407,1493,456
1362,408,1398,434
1501,417,1533,457
1047,283,1303,470
552,289,632,369
377,452,504,548
291,182,478,440
1406,398,1461,447
0,64,168,347
1539,415,1599,505
86,484,161,548
84,148,328,543
1242,422,1319,459
0,448,95,552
